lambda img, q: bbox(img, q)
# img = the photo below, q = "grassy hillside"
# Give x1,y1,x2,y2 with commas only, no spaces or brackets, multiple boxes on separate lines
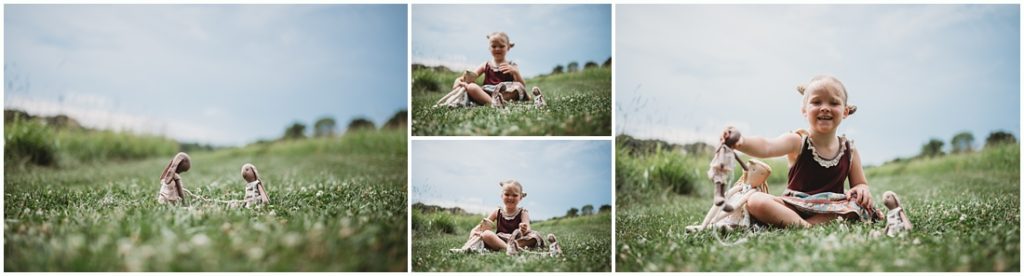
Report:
411,67,611,136
412,209,612,272
5,116,180,168
4,130,408,272
616,142,1020,272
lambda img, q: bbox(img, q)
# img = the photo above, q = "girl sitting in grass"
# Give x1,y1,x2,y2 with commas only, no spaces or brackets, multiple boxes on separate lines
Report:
466,179,545,254
452,32,541,107
722,75,890,228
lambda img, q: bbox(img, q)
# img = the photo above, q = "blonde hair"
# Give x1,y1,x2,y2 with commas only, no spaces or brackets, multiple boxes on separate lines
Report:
734,159,771,194
487,32,515,49
499,179,526,198
796,75,857,115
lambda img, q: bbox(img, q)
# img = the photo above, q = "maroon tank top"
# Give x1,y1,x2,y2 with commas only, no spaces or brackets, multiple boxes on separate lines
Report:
495,208,524,234
483,62,516,85
787,136,851,194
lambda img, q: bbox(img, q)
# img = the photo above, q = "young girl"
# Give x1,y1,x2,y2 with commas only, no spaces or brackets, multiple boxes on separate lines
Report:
468,179,545,252
452,32,534,106
723,75,884,228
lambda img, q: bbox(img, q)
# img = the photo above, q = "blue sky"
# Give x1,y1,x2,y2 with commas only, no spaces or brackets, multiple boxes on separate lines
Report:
412,4,612,78
411,140,612,221
5,5,408,146
617,5,1020,166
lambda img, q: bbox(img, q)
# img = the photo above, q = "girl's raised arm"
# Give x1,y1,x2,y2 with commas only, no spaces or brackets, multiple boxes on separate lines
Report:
452,62,488,89
469,209,500,239
732,131,803,159
520,209,531,231
474,62,487,79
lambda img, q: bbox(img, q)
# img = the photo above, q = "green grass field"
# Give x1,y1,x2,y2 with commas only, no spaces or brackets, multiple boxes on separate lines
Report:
4,130,408,272
5,116,180,169
411,209,612,272
616,142,1020,272
411,67,611,136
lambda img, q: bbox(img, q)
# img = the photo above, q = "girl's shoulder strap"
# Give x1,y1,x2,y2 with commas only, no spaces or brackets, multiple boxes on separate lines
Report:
788,129,810,165
792,128,809,138
842,134,856,151
792,129,810,151
489,208,501,220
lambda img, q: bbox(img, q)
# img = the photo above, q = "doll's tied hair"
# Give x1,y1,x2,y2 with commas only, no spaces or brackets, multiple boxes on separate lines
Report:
499,179,526,198
241,163,261,183
160,152,191,182
487,32,515,49
796,75,858,115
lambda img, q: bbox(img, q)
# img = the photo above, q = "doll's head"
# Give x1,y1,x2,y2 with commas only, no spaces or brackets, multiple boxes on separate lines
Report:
461,70,478,83
736,159,772,194
160,152,191,182
487,32,514,61
241,163,261,183
883,191,901,209
797,75,857,134
499,179,526,207
479,217,494,231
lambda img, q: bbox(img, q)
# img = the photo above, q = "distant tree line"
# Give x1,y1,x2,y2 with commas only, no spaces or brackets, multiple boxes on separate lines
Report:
282,109,406,140
550,57,611,75
896,130,1016,164
918,130,1016,158
563,204,612,218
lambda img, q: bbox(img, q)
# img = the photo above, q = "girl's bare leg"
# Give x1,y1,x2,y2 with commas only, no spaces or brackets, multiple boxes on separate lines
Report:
480,230,508,250
747,193,811,228
464,83,492,106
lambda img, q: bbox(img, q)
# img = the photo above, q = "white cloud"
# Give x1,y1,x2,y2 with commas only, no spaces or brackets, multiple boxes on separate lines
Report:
6,95,237,145
411,56,479,73
5,5,408,146
415,197,496,217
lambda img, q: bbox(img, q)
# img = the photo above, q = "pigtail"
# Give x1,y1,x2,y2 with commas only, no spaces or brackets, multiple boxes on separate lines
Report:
160,157,176,182
733,169,748,188
799,75,857,116
161,152,190,183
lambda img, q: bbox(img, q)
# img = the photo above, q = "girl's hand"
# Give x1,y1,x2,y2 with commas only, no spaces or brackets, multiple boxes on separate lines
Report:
846,184,873,207
499,63,519,75
721,127,742,148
